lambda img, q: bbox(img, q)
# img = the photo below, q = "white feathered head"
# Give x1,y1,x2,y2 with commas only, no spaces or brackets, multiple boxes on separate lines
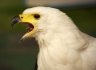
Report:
12,7,77,39
12,7,87,50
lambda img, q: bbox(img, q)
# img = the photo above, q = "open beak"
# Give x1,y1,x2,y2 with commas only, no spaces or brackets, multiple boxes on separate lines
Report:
11,14,38,39
11,15,34,32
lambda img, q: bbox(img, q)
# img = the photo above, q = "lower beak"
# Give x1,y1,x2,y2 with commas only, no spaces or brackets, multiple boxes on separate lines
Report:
11,16,20,27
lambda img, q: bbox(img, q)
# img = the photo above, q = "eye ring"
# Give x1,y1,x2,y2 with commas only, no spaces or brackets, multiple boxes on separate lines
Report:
33,14,40,19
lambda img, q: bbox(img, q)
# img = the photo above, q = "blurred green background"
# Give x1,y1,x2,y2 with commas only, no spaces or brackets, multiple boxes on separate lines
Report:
0,0,96,70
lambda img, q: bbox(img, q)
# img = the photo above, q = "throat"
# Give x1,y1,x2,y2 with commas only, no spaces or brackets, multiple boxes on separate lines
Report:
36,33,49,48
36,28,87,50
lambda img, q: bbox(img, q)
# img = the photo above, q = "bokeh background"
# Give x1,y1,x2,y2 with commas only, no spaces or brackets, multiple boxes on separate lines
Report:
0,0,96,70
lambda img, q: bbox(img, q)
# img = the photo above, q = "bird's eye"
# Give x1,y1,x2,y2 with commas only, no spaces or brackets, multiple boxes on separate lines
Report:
33,14,40,19
21,17,23,19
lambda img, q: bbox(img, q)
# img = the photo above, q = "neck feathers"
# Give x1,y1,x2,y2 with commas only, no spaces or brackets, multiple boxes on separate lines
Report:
36,13,87,50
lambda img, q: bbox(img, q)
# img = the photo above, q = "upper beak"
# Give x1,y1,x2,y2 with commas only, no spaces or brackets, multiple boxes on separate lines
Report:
11,15,20,27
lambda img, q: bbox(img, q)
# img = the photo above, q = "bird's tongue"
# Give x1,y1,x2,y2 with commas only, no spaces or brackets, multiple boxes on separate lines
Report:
26,23,34,32
26,24,33,32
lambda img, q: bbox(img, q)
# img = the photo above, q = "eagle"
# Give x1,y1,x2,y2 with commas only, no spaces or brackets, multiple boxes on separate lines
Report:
11,6,96,70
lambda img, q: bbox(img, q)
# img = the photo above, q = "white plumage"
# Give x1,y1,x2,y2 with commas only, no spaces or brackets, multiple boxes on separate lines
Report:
21,7,96,70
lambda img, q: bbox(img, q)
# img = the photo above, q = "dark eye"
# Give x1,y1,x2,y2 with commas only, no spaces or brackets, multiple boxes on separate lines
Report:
33,14,40,19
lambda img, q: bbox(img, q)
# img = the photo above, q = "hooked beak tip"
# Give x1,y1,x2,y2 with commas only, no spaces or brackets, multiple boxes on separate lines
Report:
11,15,20,27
